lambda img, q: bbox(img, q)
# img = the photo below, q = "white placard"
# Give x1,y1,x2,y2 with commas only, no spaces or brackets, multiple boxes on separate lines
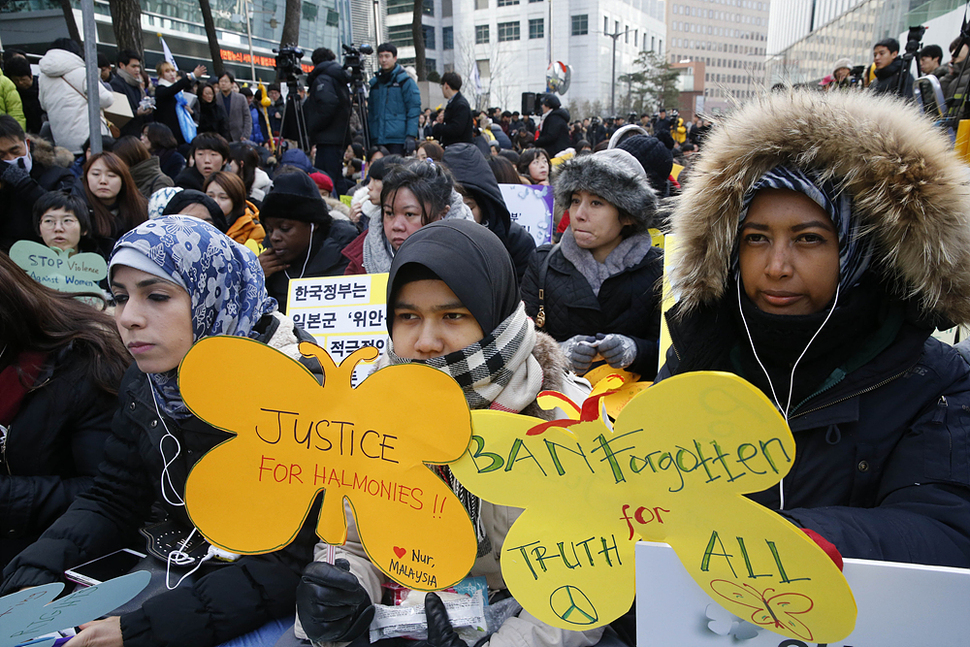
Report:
635,541,970,646
287,273,389,385
498,183,555,246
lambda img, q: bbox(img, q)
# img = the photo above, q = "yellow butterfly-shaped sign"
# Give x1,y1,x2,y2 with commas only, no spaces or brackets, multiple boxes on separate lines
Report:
451,371,856,641
180,337,477,591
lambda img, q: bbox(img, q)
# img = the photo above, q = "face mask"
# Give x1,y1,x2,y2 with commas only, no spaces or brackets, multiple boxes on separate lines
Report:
9,142,32,173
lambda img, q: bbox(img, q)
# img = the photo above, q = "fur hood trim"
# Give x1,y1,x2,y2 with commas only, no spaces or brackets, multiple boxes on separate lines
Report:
669,90,970,325
552,149,658,228
28,136,74,169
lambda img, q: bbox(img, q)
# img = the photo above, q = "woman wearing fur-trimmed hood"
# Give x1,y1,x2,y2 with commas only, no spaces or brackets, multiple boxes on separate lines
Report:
660,90,970,567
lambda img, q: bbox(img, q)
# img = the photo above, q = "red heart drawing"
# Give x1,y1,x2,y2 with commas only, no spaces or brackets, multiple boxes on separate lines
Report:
393,546,406,559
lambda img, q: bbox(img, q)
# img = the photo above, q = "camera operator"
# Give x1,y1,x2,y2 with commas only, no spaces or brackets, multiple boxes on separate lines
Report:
303,47,352,193
942,35,970,118
869,37,914,99
368,43,421,156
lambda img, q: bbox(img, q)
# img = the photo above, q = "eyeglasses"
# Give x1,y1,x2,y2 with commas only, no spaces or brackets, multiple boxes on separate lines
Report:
40,216,79,229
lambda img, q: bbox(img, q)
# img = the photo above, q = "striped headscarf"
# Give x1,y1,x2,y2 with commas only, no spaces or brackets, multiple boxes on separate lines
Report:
737,166,873,292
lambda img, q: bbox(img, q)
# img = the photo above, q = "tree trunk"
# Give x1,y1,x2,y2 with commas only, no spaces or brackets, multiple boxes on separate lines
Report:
108,0,143,59
412,0,426,81
58,0,82,45
198,0,225,76
281,0,301,47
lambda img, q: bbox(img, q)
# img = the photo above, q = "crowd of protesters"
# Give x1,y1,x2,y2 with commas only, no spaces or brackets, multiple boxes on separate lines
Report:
1,33,970,647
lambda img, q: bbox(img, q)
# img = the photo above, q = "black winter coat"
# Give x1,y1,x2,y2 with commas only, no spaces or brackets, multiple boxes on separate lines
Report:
0,347,118,568
534,108,571,157
0,315,322,647
109,73,150,139
197,100,231,141
870,58,915,99
441,143,536,282
154,77,195,146
266,219,359,312
659,319,970,567
174,165,205,191
521,243,663,378
0,144,75,251
432,91,474,146
304,61,352,147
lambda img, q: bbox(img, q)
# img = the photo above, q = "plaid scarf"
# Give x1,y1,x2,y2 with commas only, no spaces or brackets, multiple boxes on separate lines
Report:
386,301,541,556
386,301,543,413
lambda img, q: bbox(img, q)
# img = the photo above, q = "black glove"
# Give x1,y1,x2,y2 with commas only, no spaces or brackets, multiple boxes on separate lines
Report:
296,559,375,643
405,136,417,155
0,161,32,191
414,592,465,647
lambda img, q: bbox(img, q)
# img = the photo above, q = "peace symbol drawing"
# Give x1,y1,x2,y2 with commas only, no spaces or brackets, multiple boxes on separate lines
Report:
449,371,857,641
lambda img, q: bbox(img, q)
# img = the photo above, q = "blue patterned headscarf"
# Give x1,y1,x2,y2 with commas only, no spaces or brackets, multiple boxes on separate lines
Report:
737,166,873,292
109,216,277,417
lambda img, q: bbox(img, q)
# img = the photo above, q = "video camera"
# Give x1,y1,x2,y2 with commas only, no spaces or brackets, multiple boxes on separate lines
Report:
343,43,374,87
274,46,305,84
849,64,866,86
903,26,926,58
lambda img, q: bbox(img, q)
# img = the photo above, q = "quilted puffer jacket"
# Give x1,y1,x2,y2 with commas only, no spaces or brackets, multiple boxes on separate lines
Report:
520,242,663,379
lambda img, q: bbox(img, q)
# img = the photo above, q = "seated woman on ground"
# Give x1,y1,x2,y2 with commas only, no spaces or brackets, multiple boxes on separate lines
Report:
341,158,473,275
228,141,272,205
161,188,228,231
81,151,148,256
258,170,359,312
660,89,970,568
348,155,401,231
520,149,663,380
516,148,551,186
0,252,129,568
33,190,98,256
204,170,265,247
113,136,174,200
141,123,186,181
0,215,321,647
290,219,606,647
175,132,230,192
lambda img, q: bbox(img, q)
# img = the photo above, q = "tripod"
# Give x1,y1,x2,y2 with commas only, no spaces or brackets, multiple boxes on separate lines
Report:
349,77,371,151
278,78,310,153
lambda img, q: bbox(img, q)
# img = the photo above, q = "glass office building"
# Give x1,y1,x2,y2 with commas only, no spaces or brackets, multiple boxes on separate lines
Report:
0,0,348,82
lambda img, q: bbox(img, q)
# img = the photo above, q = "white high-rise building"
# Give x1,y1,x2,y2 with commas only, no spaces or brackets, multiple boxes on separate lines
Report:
665,0,770,114
375,0,666,116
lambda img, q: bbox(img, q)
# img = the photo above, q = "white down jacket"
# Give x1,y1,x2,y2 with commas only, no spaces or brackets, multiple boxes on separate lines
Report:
38,49,114,154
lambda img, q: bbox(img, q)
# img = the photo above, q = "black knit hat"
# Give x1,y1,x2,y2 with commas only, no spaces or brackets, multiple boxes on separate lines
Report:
260,171,332,225
616,135,673,197
162,189,228,232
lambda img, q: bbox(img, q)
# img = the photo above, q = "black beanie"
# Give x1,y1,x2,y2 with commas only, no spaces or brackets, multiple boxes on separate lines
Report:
162,189,228,232
260,171,332,225
617,135,673,197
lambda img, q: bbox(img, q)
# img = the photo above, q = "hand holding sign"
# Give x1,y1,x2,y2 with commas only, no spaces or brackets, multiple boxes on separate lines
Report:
0,572,150,647
180,338,478,591
9,240,107,296
450,372,856,642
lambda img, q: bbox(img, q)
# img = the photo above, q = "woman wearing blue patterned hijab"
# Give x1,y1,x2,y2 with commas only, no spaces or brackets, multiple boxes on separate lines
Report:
108,215,276,417
1,218,315,646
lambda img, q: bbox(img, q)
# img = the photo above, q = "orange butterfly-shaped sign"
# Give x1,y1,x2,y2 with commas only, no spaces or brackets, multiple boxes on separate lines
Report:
450,371,857,641
180,337,477,591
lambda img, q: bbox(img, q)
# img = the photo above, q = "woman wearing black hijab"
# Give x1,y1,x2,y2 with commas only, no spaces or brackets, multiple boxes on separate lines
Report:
292,219,606,647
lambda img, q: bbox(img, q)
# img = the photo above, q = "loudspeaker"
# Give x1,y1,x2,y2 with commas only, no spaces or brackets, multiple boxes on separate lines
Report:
521,92,536,116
